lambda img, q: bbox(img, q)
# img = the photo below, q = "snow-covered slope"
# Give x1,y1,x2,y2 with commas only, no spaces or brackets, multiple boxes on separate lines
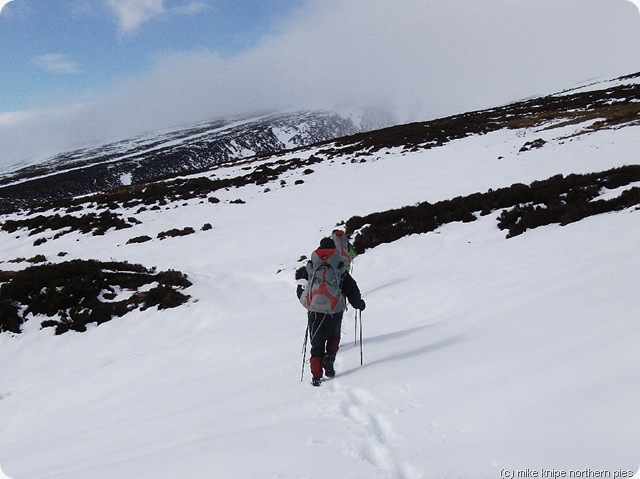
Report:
0,75,639,478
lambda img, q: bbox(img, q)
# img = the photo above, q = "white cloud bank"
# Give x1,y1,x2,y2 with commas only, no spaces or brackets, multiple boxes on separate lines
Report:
2,0,640,170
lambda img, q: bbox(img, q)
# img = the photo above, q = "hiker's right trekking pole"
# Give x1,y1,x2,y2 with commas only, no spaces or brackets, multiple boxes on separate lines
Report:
358,309,363,366
300,326,309,382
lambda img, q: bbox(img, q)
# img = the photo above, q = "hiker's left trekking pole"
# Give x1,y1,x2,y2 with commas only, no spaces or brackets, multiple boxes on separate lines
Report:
358,309,363,366
300,326,309,382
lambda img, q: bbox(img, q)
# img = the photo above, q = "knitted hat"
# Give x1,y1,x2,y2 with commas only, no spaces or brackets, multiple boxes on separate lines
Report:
319,237,335,249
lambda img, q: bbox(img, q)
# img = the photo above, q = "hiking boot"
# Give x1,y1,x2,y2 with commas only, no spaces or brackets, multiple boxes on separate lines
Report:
323,353,336,378
311,377,323,387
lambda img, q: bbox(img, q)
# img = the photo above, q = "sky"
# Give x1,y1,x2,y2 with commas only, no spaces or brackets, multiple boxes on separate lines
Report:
1,0,640,170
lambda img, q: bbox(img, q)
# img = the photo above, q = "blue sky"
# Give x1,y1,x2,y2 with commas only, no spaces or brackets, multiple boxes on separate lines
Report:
0,0,301,111
1,0,640,169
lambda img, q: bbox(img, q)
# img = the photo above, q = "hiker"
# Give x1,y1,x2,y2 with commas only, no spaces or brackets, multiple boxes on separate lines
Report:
297,236,366,386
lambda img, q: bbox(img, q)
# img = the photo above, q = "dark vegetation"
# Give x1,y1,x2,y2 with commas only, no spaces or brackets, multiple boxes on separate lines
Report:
345,165,640,253
0,260,191,335
0,156,324,240
1,211,140,241
127,224,210,244
320,78,640,158
0,111,366,211
157,227,196,240
0,156,324,217
127,235,152,244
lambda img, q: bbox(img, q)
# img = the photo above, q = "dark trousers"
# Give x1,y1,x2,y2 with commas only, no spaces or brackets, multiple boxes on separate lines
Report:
308,311,343,357
308,311,343,378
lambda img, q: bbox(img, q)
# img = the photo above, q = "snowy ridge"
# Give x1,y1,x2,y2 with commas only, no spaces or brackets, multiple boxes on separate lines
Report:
558,70,640,96
0,109,393,211
0,73,639,478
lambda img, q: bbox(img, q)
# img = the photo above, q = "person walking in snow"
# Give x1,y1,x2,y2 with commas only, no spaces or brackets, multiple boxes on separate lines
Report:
297,236,365,386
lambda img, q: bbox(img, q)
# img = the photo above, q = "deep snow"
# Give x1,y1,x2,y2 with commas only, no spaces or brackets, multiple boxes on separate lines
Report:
0,96,639,478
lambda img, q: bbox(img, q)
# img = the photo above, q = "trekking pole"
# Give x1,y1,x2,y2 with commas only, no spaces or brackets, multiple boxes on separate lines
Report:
300,326,309,382
358,309,363,366
354,309,358,346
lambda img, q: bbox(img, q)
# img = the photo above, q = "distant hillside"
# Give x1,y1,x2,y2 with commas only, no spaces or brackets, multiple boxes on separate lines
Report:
0,109,392,212
2,72,639,215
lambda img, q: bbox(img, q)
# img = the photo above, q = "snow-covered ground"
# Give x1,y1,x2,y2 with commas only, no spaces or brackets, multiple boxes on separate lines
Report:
0,105,639,478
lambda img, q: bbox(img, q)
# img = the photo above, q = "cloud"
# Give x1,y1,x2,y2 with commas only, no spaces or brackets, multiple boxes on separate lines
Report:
99,0,640,122
2,0,640,170
32,53,81,73
171,1,209,16
0,104,91,169
107,0,165,34
0,109,39,128
106,0,208,34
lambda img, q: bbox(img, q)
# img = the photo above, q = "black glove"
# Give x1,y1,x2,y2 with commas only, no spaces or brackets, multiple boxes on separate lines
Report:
357,299,366,311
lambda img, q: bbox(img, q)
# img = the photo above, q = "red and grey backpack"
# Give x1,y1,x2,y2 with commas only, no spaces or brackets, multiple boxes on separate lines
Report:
299,246,346,314
331,229,357,272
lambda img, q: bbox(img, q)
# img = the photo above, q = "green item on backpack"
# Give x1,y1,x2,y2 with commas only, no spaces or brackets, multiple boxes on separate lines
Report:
331,229,357,271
